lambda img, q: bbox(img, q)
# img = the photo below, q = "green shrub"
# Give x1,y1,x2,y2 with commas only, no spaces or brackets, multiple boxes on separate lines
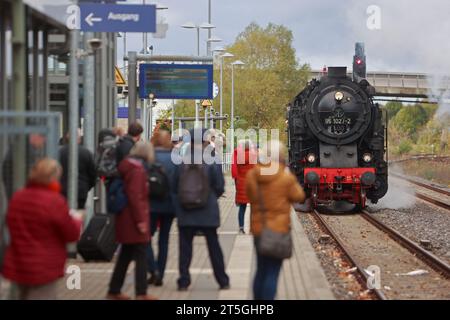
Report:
398,139,413,155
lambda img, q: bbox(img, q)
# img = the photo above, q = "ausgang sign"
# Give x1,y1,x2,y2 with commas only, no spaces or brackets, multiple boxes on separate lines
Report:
80,4,156,32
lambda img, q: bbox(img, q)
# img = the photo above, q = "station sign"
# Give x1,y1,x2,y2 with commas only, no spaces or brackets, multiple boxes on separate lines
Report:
139,64,213,100
80,4,156,32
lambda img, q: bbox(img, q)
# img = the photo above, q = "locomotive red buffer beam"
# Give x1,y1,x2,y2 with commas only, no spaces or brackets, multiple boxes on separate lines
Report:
304,168,376,207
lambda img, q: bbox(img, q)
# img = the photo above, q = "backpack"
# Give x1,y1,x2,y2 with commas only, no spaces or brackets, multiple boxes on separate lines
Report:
178,164,210,210
107,178,127,214
146,163,169,200
96,136,119,178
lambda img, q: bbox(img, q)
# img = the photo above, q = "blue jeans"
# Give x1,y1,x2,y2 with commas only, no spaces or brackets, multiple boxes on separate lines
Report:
253,247,283,300
238,203,247,229
146,212,174,279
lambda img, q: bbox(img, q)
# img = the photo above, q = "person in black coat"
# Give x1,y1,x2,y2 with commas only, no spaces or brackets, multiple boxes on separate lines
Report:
59,133,96,210
116,122,143,164
172,128,230,291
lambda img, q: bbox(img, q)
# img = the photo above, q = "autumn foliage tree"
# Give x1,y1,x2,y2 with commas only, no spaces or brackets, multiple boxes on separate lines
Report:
218,23,310,132
168,23,309,136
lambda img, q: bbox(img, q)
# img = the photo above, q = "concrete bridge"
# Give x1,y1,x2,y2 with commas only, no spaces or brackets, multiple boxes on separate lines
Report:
309,70,450,99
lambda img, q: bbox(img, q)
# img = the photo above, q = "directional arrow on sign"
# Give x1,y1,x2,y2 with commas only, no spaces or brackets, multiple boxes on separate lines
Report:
80,4,156,33
85,12,103,27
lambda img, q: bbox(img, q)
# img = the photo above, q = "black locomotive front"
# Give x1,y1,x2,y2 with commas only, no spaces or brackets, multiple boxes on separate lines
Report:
287,67,388,209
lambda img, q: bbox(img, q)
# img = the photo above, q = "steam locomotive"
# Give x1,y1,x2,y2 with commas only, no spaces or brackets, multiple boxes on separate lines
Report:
287,65,388,210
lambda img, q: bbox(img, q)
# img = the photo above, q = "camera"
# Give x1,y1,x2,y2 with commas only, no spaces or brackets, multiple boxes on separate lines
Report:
88,38,102,51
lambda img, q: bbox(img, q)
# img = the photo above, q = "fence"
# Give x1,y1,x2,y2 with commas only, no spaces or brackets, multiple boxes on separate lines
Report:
222,152,232,173
0,111,61,218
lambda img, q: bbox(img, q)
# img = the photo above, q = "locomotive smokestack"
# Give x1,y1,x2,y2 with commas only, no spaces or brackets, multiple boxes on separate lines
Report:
327,67,348,78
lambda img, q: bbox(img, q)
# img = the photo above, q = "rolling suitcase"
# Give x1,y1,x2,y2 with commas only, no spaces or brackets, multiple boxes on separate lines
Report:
77,214,117,262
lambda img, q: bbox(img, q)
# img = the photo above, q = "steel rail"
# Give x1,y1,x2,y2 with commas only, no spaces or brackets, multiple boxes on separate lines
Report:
311,210,387,300
361,210,450,279
390,172,450,197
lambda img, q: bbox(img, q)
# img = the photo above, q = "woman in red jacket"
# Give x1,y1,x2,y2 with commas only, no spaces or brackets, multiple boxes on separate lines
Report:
1,158,83,300
231,140,257,234
107,142,157,300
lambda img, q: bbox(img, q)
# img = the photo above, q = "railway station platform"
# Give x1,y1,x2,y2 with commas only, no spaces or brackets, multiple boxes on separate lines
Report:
51,179,333,300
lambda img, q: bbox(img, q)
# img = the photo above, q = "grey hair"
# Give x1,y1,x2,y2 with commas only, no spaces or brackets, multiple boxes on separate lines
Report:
130,141,155,163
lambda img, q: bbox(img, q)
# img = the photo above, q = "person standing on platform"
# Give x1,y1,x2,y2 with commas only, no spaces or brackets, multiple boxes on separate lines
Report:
59,130,97,210
107,142,157,300
231,140,257,234
1,159,83,300
146,130,176,286
173,128,230,291
246,140,305,300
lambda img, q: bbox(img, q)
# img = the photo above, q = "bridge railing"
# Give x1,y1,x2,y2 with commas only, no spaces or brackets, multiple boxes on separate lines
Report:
309,71,450,91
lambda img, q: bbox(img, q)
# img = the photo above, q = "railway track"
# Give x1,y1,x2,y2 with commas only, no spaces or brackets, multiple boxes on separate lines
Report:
311,210,387,300
311,209,450,300
390,172,450,211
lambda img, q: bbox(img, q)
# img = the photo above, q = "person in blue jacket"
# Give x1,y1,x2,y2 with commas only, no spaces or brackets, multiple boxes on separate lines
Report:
146,130,177,286
172,128,230,291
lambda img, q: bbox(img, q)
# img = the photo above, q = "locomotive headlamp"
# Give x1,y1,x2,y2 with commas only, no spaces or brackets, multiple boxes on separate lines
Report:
307,153,316,163
335,91,344,101
363,153,372,163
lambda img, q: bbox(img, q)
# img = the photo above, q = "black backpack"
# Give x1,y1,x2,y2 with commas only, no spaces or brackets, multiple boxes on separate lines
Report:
178,164,210,210
96,136,119,178
146,163,170,200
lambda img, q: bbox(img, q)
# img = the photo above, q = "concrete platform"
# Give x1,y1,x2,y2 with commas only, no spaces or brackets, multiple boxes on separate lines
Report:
26,179,334,300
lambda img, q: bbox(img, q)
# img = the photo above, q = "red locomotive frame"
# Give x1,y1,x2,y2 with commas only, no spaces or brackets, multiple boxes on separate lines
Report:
304,167,376,208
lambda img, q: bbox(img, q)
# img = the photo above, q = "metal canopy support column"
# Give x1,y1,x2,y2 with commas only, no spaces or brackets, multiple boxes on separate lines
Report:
83,32,95,224
32,27,39,110
128,51,137,123
68,22,79,210
141,98,146,137
100,32,108,130
42,30,48,111
111,33,117,126
84,32,95,153
0,4,7,110
171,99,175,134
11,0,27,193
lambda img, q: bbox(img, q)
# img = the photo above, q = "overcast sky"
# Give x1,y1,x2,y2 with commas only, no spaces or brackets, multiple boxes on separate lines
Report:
27,0,450,74
116,0,450,74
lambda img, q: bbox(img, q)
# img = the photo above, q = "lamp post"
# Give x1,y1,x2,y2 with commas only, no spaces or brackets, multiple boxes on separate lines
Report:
144,3,169,55
206,36,222,56
148,93,156,137
181,22,215,56
215,51,234,132
142,3,168,138
181,22,214,128
231,60,245,151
